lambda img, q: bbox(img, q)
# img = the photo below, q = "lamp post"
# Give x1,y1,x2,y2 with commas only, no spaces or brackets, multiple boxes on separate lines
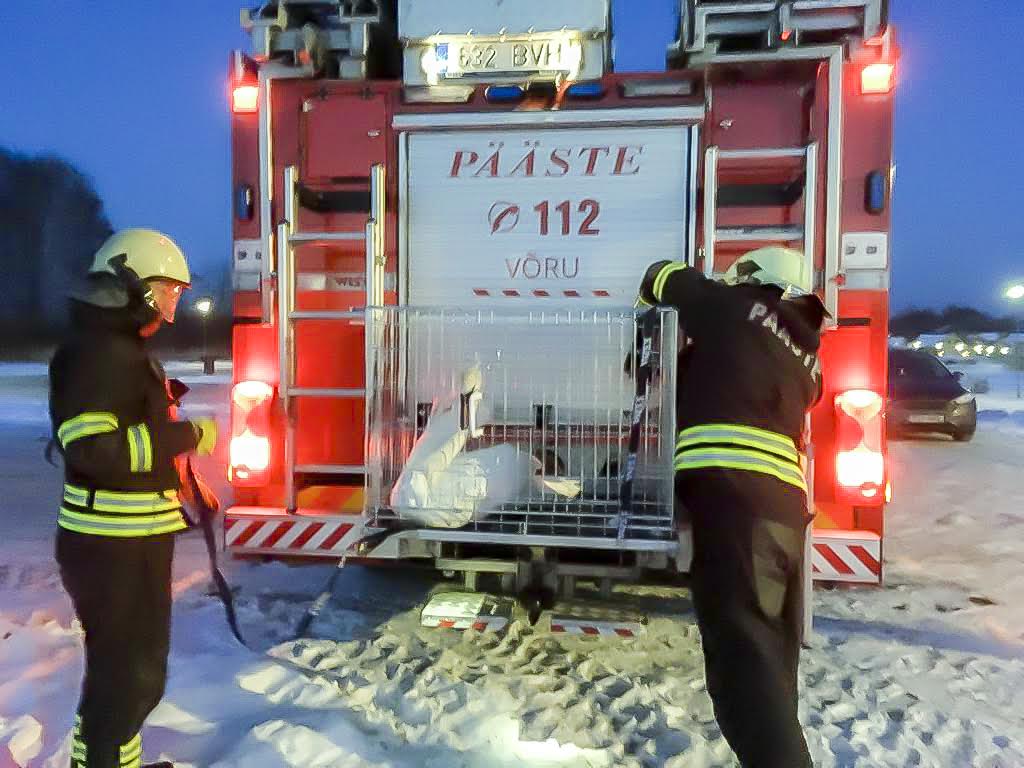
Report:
194,297,214,375
1005,284,1024,399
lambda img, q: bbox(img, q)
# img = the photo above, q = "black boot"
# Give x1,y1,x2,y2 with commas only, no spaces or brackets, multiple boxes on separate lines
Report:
143,762,174,768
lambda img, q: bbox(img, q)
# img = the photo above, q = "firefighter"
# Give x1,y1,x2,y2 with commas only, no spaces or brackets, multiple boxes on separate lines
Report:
49,229,218,768
636,246,826,768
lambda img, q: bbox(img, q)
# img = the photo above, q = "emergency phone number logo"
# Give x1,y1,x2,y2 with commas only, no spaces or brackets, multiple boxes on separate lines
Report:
452,140,645,238
487,200,602,236
488,202,520,234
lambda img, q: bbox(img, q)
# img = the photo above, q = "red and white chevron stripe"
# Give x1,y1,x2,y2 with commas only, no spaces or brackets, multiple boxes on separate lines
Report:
420,615,509,631
811,530,882,584
549,617,646,638
224,511,365,556
472,288,613,299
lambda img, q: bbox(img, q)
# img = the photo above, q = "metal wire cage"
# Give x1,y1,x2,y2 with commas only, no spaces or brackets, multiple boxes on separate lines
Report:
365,307,678,545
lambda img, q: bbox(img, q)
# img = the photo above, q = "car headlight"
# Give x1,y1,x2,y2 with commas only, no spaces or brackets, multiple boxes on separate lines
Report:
953,393,975,405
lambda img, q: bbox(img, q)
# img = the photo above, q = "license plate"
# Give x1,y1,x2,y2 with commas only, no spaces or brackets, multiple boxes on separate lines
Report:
908,414,945,424
435,37,581,78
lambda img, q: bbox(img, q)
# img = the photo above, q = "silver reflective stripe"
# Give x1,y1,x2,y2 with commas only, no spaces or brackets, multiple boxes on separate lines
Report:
674,448,807,491
127,424,153,473
63,486,90,506
91,496,180,514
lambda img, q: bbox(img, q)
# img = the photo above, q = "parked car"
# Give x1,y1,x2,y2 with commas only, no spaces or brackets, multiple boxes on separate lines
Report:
888,348,977,441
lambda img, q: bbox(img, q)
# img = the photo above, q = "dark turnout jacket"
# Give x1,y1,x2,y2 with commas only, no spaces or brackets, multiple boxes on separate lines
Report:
646,264,823,493
48,300,198,537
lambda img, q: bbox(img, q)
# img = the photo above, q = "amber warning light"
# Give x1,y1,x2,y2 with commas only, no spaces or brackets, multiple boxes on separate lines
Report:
232,84,259,114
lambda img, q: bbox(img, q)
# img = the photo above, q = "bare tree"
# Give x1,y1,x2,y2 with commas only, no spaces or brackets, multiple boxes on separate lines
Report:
0,148,112,337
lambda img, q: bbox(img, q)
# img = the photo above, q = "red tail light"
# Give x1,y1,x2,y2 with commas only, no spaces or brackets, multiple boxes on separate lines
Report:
861,63,895,95
229,380,273,486
835,389,885,501
232,84,259,114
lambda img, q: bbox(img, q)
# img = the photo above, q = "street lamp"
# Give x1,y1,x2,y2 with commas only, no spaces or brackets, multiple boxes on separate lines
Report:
194,297,215,374
1005,283,1024,398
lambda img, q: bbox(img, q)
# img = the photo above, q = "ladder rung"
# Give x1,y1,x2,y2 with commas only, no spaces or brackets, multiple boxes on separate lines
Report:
295,464,366,475
289,310,364,320
289,387,366,398
290,231,366,244
718,148,808,160
716,226,803,242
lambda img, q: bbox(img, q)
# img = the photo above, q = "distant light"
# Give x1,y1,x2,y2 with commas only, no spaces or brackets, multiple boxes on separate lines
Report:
1006,284,1024,301
973,344,985,355
955,342,966,352
194,298,214,316
1001,346,1012,356
986,345,996,355
861,62,895,95
910,340,922,350
934,342,944,351
232,84,259,114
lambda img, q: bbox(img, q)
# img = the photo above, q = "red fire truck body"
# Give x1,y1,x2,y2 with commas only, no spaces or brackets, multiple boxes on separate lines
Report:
225,0,896,591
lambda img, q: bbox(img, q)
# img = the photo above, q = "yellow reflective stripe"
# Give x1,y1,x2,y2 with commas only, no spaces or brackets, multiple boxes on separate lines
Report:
92,496,181,514
127,424,153,472
120,733,142,766
58,508,187,537
63,485,180,513
652,262,689,302
676,425,799,463
679,423,797,452
679,446,806,483
60,507,184,527
676,434,799,463
674,447,808,492
58,412,119,448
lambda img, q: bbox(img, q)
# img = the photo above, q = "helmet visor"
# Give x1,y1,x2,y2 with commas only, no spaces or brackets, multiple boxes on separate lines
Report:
148,279,186,323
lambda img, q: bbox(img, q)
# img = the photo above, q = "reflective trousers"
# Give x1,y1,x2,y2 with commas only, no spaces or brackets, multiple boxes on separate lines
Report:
677,469,813,768
56,529,175,768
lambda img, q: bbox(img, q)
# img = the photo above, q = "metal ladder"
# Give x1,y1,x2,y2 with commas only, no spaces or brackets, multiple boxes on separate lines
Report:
277,163,386,511
673,0,886,56
701,143,818,285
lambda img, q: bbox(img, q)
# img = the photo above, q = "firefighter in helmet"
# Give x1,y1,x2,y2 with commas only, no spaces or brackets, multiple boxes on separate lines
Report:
637,246,826,768
49,229,219,768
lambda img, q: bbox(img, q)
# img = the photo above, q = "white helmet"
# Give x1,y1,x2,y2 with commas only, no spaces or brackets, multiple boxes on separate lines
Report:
90,229,191,286
723,246,811,296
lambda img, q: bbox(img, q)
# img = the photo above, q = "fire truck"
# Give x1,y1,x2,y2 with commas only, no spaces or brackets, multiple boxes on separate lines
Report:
224,0,896,613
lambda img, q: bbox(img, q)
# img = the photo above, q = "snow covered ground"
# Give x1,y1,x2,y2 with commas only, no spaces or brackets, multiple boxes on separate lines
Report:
1,362,1023,767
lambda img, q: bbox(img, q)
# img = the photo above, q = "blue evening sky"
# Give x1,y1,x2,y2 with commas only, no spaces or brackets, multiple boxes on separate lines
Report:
2,1,1021,311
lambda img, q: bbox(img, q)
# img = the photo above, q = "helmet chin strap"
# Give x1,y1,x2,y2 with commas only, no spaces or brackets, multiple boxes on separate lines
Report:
107,253,161,328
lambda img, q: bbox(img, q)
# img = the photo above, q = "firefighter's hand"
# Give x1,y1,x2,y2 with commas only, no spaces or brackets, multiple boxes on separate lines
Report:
191,418,218,456
180,467,221,514
638,260,673,306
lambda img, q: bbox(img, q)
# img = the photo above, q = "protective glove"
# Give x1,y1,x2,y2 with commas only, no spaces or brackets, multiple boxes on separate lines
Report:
178,461,221,514
191,418,218,457
637,260,673,307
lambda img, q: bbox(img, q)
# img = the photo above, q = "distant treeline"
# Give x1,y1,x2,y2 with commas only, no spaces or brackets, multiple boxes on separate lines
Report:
0,147,112,339
891,306,1019,338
